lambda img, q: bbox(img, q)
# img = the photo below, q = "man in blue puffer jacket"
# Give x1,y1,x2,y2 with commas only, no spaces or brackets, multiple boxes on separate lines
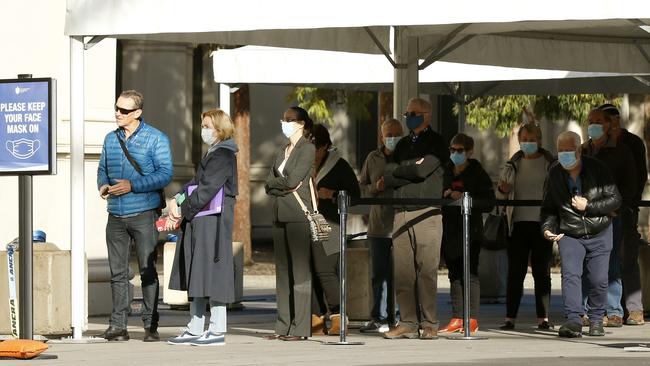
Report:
97,90,173,342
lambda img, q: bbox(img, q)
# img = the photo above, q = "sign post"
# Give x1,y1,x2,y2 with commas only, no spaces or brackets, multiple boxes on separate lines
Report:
0,75,56,339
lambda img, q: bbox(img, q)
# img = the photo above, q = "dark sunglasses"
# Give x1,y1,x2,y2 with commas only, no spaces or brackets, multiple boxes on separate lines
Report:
449,147,465,153
114,105,139,115
403,111,424,118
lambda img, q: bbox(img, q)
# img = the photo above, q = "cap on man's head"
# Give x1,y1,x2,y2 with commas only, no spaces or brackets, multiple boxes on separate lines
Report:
598,103,620,117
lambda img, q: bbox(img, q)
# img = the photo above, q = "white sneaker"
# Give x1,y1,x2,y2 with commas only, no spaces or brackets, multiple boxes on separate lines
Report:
190,331,225,347
167,329,202,346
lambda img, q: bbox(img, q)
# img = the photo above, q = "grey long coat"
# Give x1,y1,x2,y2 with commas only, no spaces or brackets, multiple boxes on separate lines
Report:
169,139,238,302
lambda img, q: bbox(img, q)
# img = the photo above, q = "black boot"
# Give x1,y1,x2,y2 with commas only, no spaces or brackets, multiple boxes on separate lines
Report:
143,327,160,342
558,322,582,338
100,325,129,341
588,321,605,336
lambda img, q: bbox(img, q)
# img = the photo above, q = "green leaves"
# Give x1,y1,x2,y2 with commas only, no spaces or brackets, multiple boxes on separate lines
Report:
462,94,618,137
287,87,373,125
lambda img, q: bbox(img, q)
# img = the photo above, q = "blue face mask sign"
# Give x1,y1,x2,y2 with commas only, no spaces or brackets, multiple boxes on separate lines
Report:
0,78,56,175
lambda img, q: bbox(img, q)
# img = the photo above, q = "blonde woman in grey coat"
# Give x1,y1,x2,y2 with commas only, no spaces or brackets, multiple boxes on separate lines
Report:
166,109,238,346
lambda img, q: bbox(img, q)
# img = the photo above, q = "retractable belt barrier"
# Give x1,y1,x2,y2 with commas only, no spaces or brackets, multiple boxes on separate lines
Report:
334,192,650,343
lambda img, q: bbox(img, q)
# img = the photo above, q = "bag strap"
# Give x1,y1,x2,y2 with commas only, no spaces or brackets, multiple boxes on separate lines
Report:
114,130,144,176
292,177,318,215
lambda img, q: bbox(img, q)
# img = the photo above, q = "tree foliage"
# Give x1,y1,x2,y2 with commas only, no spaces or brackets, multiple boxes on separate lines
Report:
462,94,618,137
287,87,374,125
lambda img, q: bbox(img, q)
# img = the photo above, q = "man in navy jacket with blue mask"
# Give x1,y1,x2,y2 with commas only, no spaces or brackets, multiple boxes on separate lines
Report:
97,90,173,342
383,98,447,340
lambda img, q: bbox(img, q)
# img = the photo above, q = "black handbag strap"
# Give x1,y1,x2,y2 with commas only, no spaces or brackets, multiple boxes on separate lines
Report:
114,130,144,176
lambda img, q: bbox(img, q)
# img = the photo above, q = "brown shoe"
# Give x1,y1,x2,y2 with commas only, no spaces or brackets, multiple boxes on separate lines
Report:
383,325,419,339
625,310,645,325
262,334,281,340
581,315,590,327
420,326,438,340
327,314,348,336
312,314,327,335
605,315,623,327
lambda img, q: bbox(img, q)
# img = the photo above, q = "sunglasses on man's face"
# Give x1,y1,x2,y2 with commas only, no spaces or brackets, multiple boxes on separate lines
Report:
403,111,424,118
114,105,139,115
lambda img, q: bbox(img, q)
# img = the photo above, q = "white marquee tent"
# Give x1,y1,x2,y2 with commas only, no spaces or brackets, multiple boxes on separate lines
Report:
64,0,650,339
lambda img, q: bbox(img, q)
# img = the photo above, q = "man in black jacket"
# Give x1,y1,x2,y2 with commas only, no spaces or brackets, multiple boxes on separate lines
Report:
541,131,621,338
383,98,446,340
599,104,646,325
581,108,637,328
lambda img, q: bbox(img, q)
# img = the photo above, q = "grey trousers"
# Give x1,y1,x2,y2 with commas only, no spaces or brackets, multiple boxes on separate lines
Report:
273,222,312,337
392,209,442,328
106,210,159,329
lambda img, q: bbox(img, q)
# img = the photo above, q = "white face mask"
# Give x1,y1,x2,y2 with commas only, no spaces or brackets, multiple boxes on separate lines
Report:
201,127,217,145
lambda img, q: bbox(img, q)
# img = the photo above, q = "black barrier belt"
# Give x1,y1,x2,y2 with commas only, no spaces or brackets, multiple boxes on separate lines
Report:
351,197,650,207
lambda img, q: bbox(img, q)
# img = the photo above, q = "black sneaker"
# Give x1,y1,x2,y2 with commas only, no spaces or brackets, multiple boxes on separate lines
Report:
499,320,515,330
359,320,389,333
588,321,605,336
558,322,582,338
538,321,554,330
100,325,130,341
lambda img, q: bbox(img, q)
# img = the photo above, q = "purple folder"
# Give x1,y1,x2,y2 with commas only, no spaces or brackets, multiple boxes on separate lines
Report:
187,184,224,217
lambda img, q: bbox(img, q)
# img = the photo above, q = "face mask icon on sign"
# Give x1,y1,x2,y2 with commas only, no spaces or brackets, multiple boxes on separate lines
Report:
6,139,40,159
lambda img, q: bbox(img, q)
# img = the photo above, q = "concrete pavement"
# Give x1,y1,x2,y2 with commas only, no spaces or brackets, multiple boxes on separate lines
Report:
19,274,650,365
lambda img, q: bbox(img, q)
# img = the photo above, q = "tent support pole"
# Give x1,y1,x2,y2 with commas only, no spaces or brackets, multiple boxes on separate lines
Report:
70,36,86,341
419,35,475,70
393,26,419,126
364,27,405,69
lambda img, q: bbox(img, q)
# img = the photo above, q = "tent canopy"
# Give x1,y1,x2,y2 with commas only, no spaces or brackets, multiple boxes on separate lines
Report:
212,46,650,95
66,0,650,72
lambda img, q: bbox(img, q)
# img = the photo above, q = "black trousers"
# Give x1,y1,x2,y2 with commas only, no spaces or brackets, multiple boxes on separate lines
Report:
444,242,480,318
505,221,552,319
273,222,312,337
311,241,340,315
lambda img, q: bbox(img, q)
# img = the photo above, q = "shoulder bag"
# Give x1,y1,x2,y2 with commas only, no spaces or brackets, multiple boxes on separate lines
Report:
292,178,332,243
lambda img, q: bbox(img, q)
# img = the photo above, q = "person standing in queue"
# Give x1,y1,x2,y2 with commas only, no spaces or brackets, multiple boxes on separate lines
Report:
166,109,238,346
383,97,447,340
358,118,404,333
264,106,316,341
310,124,360,336
439,133,495,334
97,90,173,342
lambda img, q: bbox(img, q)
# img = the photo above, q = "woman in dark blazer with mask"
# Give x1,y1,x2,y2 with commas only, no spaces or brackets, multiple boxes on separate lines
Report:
264,106,316,341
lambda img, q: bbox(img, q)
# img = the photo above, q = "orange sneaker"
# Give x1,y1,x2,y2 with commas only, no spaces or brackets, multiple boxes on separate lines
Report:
439,318,463,333
468,318,479,333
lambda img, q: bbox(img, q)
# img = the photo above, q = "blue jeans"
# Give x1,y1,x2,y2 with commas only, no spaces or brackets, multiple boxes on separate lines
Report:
369,237,392,321
106,210,160,329
561,224,612,324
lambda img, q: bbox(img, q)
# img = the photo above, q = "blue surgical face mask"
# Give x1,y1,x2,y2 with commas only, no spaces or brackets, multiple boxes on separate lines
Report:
405,114,424,130
520,142,538,156
587,124,604,140
384,136,399,151
450,151,467,166
281,121,298,138
201,127,217,145
6,138,40,159
558,151,578,169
